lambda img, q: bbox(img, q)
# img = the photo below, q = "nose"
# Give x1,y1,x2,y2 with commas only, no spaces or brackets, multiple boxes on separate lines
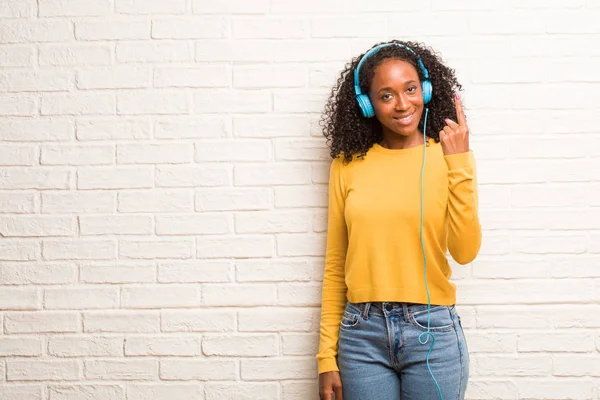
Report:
395,93,410,111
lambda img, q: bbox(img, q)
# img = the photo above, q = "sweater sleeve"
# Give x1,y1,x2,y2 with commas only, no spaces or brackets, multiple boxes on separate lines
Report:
444,150,482,265
316,157,349,374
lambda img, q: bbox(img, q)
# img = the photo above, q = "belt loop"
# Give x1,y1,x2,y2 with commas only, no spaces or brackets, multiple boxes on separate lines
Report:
362,302,371,319
402,303,410,323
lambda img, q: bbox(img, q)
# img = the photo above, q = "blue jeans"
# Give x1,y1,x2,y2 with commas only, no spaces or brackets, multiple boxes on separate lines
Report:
337,301,469,400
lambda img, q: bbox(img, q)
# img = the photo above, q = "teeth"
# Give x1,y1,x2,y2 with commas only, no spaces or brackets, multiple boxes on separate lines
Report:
396,114,413,121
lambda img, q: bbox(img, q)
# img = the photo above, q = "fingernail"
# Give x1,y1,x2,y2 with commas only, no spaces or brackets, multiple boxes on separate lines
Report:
455,93,460,100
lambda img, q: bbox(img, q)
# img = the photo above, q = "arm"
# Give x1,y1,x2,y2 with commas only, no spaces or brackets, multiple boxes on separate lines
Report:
316,157,348,374
445,151,481,265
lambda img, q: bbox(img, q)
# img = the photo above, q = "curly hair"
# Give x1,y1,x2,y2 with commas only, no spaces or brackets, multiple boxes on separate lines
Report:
321,40,463,164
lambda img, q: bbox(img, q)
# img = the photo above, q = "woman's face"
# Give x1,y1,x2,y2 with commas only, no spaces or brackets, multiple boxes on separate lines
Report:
369,58,424,137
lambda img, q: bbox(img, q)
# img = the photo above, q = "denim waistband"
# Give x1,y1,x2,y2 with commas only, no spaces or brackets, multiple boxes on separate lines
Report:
347,301,455,321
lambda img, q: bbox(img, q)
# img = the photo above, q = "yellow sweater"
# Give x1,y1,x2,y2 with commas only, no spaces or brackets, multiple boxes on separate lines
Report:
316,138,481,374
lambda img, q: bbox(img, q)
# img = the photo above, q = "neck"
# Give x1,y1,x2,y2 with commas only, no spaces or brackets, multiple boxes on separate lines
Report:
379,131,425,150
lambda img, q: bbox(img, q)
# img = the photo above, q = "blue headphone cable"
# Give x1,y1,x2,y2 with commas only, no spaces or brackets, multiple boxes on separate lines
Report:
418,108,444,400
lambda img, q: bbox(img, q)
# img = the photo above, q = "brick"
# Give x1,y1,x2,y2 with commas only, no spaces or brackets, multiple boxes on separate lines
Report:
48,336,124,357
161,309,235,332
0,168,70,189
233,17,307,39
41,144,114,166
274,139,331,161
156,165,231,188
5,311,79,333
44,286,119,310
234,65,307,88
42,192,115,214
160,360,237,381
0,69,70,92
158,260,232,283
0,239,38,261
154,117,229,139
39,44,112,67
206,383,279,400
311,16,387,38
48,385,125,400
234,163,311,186
0,216,75,238
117,41,191,63
203,334,278,357
85,359,157,380
233,115,310,138
84,311,159,333
281,333,319,356
192,0,269,13
80,262,156,284
76,19,149,40
125,336,201,356
117,143,193,164
473,354,551,377
235,259,321,282
274,186,327,208
203,284,276,306
152,17,228,39
0,287,40,310
0,0,36,18
155,65,230,89
40,0,111,16
194,90,271,113
121,285,200,308
234,211,310,234
118,190,193,213
276,234,325,257
238,308,319,332
0,145,38,167
241,357,315,380
197,236,273,259
0,337,43,356
0,94,37,116
518,333,594,353
0,385,42,400
119,239,194,259
196,188,271,211
0,262,77,285
0,20,72,43
77,167,153,189
277,283,321,306
195,140,271,162
0,44,32,68
43,239,117,260
79,215,153,235
156,214,231,235
127,383,202,400
77,66,151,90
41,93,115,116
273,89,328,113
117,91,189,115
77,118,150,141
7,360,80,381
116,0,186,14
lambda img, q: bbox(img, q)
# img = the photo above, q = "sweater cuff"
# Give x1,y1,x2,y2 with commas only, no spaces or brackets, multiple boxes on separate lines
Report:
444,150,473,171
317,358,339,375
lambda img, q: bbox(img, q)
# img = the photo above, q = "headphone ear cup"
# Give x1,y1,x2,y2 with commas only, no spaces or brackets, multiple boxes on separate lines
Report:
356,94,375,118
421,80,433,104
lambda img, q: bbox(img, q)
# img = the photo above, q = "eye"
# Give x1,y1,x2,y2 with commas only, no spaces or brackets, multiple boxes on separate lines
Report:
381,93,393,101
407,86,418,93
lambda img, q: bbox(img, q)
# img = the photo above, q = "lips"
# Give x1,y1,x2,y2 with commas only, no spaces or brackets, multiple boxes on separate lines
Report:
392,112,415,126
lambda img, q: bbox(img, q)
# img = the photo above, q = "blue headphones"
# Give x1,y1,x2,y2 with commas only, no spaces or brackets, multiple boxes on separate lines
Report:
353,43,433,118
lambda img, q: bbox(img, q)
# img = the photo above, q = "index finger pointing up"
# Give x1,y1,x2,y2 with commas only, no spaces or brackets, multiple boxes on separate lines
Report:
455,93,466,127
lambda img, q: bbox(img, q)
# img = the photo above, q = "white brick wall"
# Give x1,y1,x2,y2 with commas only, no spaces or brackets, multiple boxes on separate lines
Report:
0,1,598,399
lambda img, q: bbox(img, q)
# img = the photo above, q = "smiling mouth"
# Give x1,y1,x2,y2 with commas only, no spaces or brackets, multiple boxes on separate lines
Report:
393,112,415,124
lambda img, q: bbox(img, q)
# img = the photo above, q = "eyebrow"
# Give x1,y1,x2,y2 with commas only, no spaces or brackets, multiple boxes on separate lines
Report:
377,80,418,93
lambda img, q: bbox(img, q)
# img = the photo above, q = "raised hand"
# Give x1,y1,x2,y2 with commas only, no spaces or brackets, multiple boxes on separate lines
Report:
439,93,469,156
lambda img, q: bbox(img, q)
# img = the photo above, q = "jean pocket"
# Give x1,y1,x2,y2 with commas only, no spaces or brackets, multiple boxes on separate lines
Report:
408,306,455,332
340,305,362,328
